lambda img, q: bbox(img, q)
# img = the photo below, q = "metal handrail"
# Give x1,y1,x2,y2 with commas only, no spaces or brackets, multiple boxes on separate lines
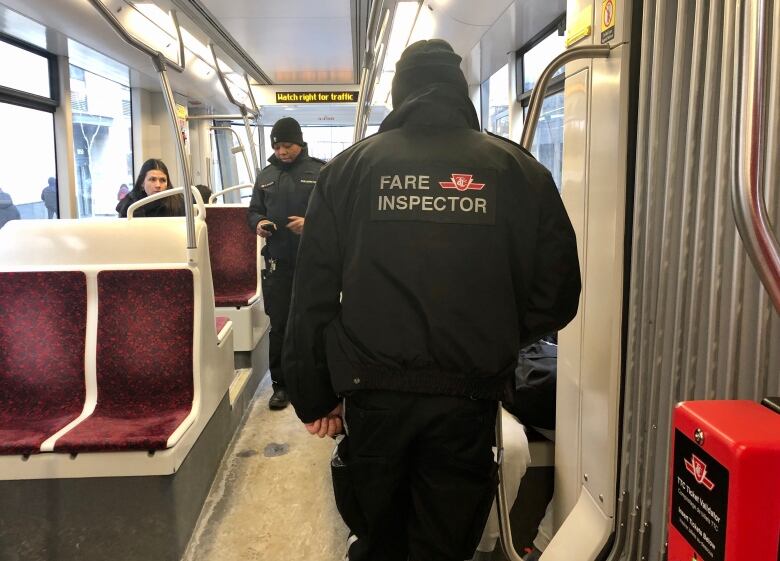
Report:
495,403,524,561
210,126,255,184
210,43,257,117
88,0,197,253
187,114,246,121
733,0,780,313
494,42,614,561
353,0,387,142
241,106,261,178
520,44,612,149
208,183,254,204
126,186,206,220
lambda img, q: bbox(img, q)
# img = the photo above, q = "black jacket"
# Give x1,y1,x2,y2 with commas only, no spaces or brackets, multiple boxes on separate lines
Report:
0,192,20,229
116,190,185,218
284,84,581,423
247,146,324,264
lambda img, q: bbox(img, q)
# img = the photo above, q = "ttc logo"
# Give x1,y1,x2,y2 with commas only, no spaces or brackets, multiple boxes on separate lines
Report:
439,173,485,192
684,454,715,491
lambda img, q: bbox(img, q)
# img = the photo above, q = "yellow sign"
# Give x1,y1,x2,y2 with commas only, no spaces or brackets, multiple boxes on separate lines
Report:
275,91,358,103
601,0,617,43
175,103,188,120
566,5,593,47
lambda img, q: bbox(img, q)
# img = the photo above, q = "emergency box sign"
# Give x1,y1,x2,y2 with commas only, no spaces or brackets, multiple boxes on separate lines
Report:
668,400,780,561
671,430,729,561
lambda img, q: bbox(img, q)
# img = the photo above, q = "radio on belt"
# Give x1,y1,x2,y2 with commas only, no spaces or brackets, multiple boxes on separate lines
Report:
668,400,780,561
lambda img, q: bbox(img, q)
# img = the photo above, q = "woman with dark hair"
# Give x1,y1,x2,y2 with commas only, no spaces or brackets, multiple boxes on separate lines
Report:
116,159,185,218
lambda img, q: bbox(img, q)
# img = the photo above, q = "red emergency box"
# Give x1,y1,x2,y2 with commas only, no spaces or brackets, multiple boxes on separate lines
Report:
668,400,780,561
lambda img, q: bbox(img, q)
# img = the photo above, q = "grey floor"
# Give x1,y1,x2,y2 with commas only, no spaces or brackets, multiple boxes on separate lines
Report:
182,375,349,561
180,374,542,561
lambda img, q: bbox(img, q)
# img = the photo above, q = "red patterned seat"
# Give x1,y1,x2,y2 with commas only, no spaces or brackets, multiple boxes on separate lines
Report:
0,272,87,455
55,269,194,453
205,207,259,307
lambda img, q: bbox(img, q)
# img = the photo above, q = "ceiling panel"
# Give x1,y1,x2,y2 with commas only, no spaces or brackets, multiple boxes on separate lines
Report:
198,0,355,84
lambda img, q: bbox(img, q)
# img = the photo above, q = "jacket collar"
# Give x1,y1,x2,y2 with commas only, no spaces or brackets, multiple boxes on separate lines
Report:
268,143,310,169
379,83,481,133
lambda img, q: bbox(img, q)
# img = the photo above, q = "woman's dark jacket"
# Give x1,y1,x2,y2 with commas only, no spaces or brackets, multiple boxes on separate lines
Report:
116,190,185,218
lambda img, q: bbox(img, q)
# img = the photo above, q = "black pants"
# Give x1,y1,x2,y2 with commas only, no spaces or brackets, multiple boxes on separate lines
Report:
333,390,498,561
261,265,294,387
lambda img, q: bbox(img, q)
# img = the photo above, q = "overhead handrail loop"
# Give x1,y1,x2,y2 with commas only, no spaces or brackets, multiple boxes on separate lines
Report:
126,186,206,220
734,0,780,313
210,126,255,184
208,183,254,204
87,0,197,252
520,44,611,149
210,44,258,118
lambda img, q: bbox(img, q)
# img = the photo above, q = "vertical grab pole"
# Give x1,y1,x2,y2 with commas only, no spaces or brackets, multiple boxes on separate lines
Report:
210,126,254,185
733,0,780,313
152,54,196,253
85,0,196,254
241,106,260,183
495,404,524,561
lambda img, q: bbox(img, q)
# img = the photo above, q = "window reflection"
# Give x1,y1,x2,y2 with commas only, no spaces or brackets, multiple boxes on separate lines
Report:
0,102,57,224
0,41,50,98
522,30,566,93
530,92,564,189
485,64,510,138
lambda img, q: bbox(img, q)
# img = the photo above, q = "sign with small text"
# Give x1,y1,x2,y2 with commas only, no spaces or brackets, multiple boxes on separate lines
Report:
275,91,358,103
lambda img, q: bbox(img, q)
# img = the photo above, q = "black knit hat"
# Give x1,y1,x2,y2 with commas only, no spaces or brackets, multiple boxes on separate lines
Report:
391,39,468,108
270,117,304,146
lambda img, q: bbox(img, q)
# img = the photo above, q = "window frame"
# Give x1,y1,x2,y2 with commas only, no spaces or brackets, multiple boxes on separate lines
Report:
0,32,59,112
515,14,566,108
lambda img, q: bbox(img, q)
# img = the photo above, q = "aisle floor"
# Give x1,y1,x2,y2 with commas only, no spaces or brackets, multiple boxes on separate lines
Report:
183,375,348,561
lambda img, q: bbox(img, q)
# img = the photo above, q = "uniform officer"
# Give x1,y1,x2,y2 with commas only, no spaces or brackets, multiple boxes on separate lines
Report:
248,117,324,409
284,40,581,561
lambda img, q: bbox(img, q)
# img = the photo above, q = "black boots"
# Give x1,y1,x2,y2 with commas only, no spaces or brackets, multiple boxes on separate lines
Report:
269,386,290,410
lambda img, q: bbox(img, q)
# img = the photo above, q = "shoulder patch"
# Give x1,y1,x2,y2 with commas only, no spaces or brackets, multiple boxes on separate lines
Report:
484,130,536,160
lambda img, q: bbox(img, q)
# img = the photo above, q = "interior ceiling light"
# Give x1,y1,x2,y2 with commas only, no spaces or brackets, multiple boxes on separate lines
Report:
132,3,177,38
180,27,212,62
407,2,436,44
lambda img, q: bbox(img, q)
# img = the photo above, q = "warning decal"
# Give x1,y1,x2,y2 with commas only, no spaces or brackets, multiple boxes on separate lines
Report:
601,0,616,43
671,430,729,561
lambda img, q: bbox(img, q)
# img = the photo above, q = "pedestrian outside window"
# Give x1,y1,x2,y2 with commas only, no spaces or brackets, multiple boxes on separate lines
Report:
0,103,57,224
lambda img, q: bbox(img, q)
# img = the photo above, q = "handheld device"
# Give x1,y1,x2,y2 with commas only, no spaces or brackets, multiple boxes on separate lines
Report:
260,222,276,232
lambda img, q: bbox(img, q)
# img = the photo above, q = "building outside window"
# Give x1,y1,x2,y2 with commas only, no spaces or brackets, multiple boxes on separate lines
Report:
0,36,58,225
70,59,133,217
482,64,510,138
517,16,566,189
